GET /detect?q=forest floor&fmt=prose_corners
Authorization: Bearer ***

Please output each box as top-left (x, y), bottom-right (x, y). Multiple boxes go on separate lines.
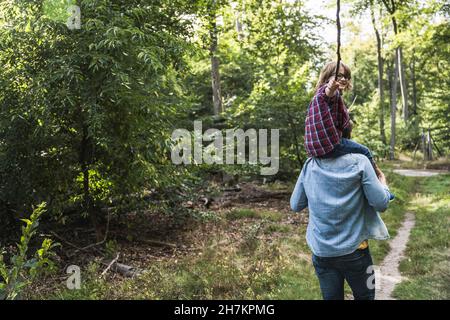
top-left (26, 160), bottom-right (450, 300)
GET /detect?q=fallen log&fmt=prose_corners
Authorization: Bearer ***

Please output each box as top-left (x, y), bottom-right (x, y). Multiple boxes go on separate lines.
top-left (101, 259), bottom-right (142, 278)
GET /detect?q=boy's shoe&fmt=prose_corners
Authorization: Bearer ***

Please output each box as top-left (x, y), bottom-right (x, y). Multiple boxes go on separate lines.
top-left (388, 191), bottom-right (395, 201)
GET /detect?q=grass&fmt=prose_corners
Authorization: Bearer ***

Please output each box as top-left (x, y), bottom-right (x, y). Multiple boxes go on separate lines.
top-left (27, 163), bottom-right (424, 300)
top-left (392, 174), bottom-right (450, 300)
top-left (226, 209), bottom-right (284, 222)
top-left (44, 235), bottom-right (293, 300)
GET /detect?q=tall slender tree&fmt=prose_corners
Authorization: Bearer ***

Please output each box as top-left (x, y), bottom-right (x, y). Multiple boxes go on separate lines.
top-left (387, 55), bottom-right (399, 159)
top-left (370, 1), bottom-right (387, 146)
top-left (209, 0), bottom-right (223, 116)
top-left (381, 0), bottom-right (409, 122)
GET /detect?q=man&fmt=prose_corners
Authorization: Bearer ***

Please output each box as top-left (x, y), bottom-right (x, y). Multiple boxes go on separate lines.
top-left (290, 154), bottom-right (392, 300)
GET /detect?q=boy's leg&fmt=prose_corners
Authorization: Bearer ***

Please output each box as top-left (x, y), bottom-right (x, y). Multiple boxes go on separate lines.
top-left (338, 138), bottom-right (374, 162)
top-left (318, 147), bottom-right (339, 159)
top-left (338, 139), bottom-right (381, 176)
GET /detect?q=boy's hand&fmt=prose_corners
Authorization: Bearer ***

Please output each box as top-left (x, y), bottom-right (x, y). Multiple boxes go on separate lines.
top-left (326, 78), bottom-right (346, 97)
top-left (326, 79), bottom-right (340, 97)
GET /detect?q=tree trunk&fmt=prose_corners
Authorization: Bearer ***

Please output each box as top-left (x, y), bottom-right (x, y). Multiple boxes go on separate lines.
top-left (397, 47), bottom-right (408, 121)
top-left (421, 129), bottom-right (426, 161)
top-left (80, 117), bottom-right (102, 241)
top-left (209, 1), bottom-right (222, 116)
top-left (382, 0), bottom-right (408, 122)
top-left (236, 18), bottom-right (243, 41)
top-left (370, 4), bottom-right (387, 146)
top-left (388, 55), bottom-right (398, 160)
top-left (234, 6), bottom-right (244, 41)
top-left (410, 49), bottom-right (417, 116)
top-left (427, 128), bottom-right (433, 161)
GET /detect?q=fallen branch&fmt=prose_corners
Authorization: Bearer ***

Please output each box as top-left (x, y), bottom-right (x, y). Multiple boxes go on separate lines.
top-left (100, 253), bottom-right (120, 278)
top-left (140, 239), bottom-right (177, 248)
top-left (49, 231), bottom-right (87, 252)
top-left (77, 211), bottom-right (111, 252)
top-left (111, 262), bottom-right (142, 278)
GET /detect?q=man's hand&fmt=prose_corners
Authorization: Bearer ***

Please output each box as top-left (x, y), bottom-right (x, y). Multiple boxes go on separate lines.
top-left (378, 169), bottom-right (387, 186)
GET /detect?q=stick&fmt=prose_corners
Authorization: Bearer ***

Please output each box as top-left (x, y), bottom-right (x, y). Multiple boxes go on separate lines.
top-left (100, 253), bottom-right (120, 278)
top-left (335, 0), bottom-right (341, 80)
top-left (76, 211), bottom-right (111, 252)
top-left (140, 239), bottom-right (177, 248)
top-left (347, 95), bottom-right (358, 112)
top-left (50, 231), bottom-right (86, 252)
top-left (50, 211), bottom-right (111, 256)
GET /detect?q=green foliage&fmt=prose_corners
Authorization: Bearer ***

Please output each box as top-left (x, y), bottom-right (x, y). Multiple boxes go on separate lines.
top-left (185, 0), bottom-right (323, 176)
top-left (0, 0), bottom-right (448, 300)
top-left (0, 0), bottom-right (199, 219)
top-left (352, 96), bottom-right (390, 159)
top-left (43, 0), bottom-right (76, 23)
top-left (0, 203), bottom-right (58, 300)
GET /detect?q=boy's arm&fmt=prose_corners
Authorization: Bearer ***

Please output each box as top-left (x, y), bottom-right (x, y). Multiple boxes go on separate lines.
top-left (316, 84), bottom-right (337, 108)
top-left (312, 86), bottom-right (341, 136)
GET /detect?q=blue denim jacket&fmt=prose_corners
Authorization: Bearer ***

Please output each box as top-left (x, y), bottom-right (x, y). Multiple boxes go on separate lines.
top-left (290, 154), bottom-right (391, 257)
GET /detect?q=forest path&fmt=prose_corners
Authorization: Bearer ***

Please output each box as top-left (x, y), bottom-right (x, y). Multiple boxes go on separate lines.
top-left (392, 169), bottom-right (446, 177)
top-left (376, 168), bottom-right (446, 300)
top-left (376, 212), bottom-right (415, 300)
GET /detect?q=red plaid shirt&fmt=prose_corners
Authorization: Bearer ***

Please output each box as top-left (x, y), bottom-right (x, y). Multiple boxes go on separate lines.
top-left (304, 84), bottom-right (350, 157)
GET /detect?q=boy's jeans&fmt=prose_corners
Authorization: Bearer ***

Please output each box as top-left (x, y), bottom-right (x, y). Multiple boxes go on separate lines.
top-left (312, 247), bottom-right (375, 300)
top-left (321, 138), bottom-right (374, 164)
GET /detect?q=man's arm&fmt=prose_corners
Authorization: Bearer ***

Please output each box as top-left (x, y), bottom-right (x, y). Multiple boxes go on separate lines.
top-left (360, 157), bottom-right (391, 212)
top-left (290, 169), bottom-right (308, 212)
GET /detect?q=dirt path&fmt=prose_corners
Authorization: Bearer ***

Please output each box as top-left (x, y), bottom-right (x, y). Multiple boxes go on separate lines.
top-left (376, 212), bottom-right (416, 300)
top-left (392, 169), bottom-right (446, 177)
top-left (375, 168), bottom-right (446, 300)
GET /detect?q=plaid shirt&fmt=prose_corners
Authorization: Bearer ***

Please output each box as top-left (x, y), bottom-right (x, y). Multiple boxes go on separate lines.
top-left (304, 84), bottom-right (350, 157)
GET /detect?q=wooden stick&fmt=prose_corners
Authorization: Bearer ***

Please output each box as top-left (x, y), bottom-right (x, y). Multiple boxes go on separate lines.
top-left (50, 231), bottom-right (86, 252)
top-left (335, 0), bottom-right (341, 80)
top-left (100, 253), bottom-right (120, 278)
top-left (347, 95), bottom-right (358, 112)
top-left (140, 239), bottom-right (177, 248)
top-left (76, 211), bottom-right (111, 252)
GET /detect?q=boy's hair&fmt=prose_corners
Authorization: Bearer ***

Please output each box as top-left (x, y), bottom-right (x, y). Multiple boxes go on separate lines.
top-left (315, 61), bottom-right (353, 92)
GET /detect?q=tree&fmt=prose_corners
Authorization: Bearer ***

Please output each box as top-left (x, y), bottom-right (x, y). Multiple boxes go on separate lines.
top-left (0, 0), bottom-right (198, 236)
top-left (370, 1), bottom-right (387, 146)
top-left (208, 0), bottom-right (224, 116)
top-left (381, 0), bottom-right (409, 122)
top-left (387, 55), bottom-right (399, 159)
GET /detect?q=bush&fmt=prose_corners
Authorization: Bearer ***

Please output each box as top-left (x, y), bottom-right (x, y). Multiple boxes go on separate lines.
top-left (0, 203), bottom-right (58, 300)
